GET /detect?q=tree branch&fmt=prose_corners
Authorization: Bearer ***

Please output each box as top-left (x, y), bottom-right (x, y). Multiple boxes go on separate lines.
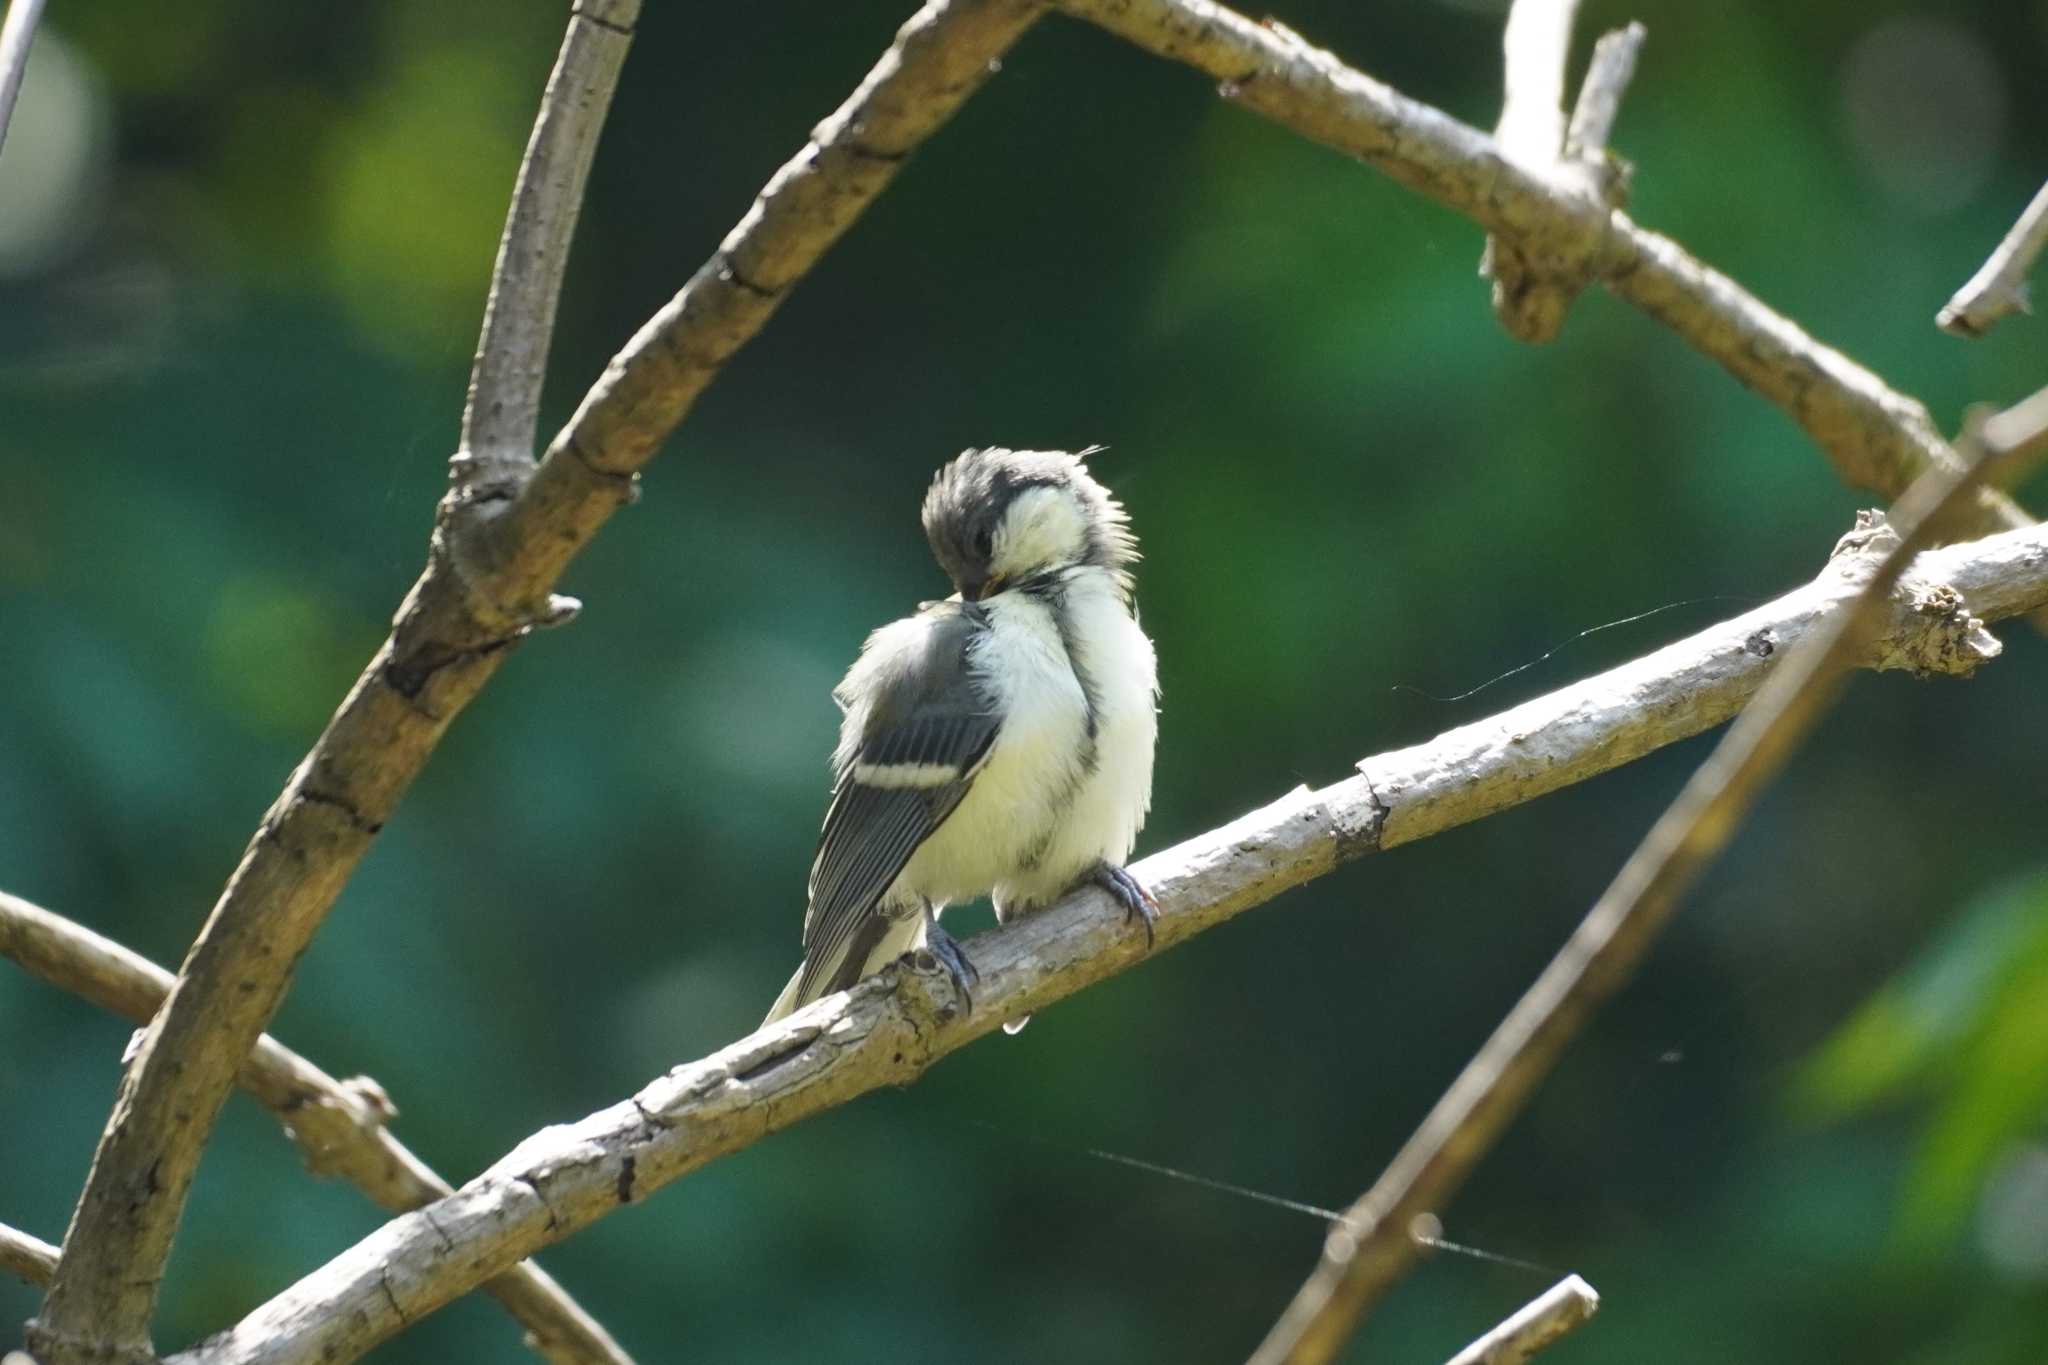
top-left (22, 6), bottom-right (2040, 1358)
top-left (1047, 0), bottom-right (2031, 539)
top-left (1938, 178), bottom-right (2048, 338)
top-left (1246, 388), bottom-right (2048, 1365)
top-left (1, 1222), bottom-right (58, 1290)
top-left (1483, 10), bottom-right (1646, 341)
top-left (1562, 23), bottom-right (1644, 168)
top-left (480, 0), bottom-right (1046, 615)
top-left (1481, 0), bottom-right (1585, 342)
top-left (1495, 0), bottom-right (1578, 162)
top-left (0, 0), bottom-right (47, 156)
top-left (26, 3), bottom-right (1043, 1359)
top-left (0, 892), bottom-right (633, 1365)
top-left (1443, 1275), bottom-right (1599, 1365)
top-left (167, 505), bottom-right (2048, 1364)
top-left (459, 0), bottom-right (638, 486)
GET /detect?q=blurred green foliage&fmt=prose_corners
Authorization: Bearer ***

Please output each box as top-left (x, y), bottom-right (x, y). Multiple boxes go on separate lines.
top-left (1798, 875), bottom-right (2048, 1250)
top-left (2, 1), bottom-right (2046, 1361)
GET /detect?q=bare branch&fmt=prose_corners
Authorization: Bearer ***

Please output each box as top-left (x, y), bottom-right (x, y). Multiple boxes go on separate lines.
top-left (0, 891), bottom-right (634, 1365)
top-left (1488, 15), bottom-right (1646, 342)
top-left (1047, 0), bottom-right (2032, 537)
top-left (1246, 387), bottom-right (2048, 1365)
top-left (1495, 0), bottom-right (1579, 165)
top-left (26, 5), bottom-right (1040, 1359)
top-left (1, 1222), bottom-right (58, 1289)
top-left (169, 507), bottom-right (2048, 1365)
top-left (1563, 24), bottom-right (1644, 163)
top-left (1938, 178), bottom-right (2048, 338)
top-left (0, 0), bottom-right (48, 156)
top-left (1443, 1274), bottom-right (1599, 1365)
top-left (460, 0), bottom-right (638, 484)
top-left (483, 0), bottom-right (1046, 614)
top-left (0, 0), bottom-right (45, 155)
top-left (1480, 0), bottom-right (1585, 342)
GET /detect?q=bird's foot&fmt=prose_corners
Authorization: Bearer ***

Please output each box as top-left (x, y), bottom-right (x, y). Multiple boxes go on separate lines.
top-left (913, 914), bottom-right (978, 1014)
top-left (1092, 862), bottom-right (1160, 948)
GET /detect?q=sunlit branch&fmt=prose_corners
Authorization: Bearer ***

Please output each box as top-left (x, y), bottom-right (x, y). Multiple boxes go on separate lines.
top-left (171, 499), bottom-right (2048, 1365)
top-left (0, 0), bottom-right (47, 156)
top-left (1, 1221), bottom-right (58, 1290)
top-left (460, 0), bottom-right (640, 481)
top-left (1443, 1275), bottom-right (1599, 1365)
top-left (25, 3), bottom-right (1042, 1360)
top-left (1482, 0), bottom-right (1583, 341)
top-left (0, 890), bottom-right (633, 1365)
top-left (1938, 178), bottom-right (2048, 339)
top-left (1246, 385), bottom-right (2048, 1365)
top-left (1563, 23), bottom-right (1643, 165)
top-left (1047, 0), bottom-right (2031, 538)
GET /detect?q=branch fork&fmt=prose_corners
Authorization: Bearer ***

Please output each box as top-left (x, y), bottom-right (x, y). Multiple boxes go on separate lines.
top-left (1248, 391), bottom-right (2043, 1365)
top-left (27, 6), bottom-right (1042, 1359)
top-left (16, 1), bottom-right (2048, 1360)
top-left (161, 490), bottom-right (2048, 1363)
top-left (1481, 4), bottom-right (1646, 342)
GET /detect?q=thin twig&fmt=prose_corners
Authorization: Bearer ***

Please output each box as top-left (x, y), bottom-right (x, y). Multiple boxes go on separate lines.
top-left (27, 5), bottom-right (1043, 1359)
top-left (0, 0), bottom-right (49, 156)
top-left (1443, 1275), bottom-right (1599, 1365)
top-left (1480, 0), bottom-right (1587, 342)
top-left (460, 0), bottom-right (638, 484)
top-left (166, 509), bottom-right (2048, 1365)
top-left (1245, 385), bottom-right (2048, 1365)
top-left (1, 1221), bottom-right (58, 1289)
top-left (1048, 0), bottom-right (2032, 538)
top-left (1563, 24), bottom-right (1644, 162)
top-left (1938, 178), bottom-right (2048, 338)
top-left (0, 891), bottom-right (634, 1365)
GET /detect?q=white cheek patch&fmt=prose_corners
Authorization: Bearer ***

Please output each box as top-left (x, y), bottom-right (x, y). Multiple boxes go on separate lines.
top-left (852, 760), bottom-right (961, 789)
top-left (995, 486), bottom-right (1088, 576)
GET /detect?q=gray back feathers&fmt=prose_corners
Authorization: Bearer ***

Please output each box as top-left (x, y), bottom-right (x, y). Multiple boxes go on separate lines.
top-left (797, 602), bottom-right (998, 1005)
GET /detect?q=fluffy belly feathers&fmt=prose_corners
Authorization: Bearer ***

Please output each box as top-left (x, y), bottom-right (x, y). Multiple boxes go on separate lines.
top-left (892, 575), bottom-right (1156, 914)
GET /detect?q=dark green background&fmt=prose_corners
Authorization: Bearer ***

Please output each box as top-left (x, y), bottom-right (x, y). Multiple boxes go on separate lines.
top-left (3, 1), bottom-right (2046, 1360)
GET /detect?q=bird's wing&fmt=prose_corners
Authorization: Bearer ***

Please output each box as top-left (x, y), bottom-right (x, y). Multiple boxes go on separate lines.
top-left (796, 606), bottom-right (997, 1004)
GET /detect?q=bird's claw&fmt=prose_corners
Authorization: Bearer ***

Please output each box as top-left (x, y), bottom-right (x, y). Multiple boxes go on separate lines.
top-left (1093, 863), bottom-right (1160, 949)
top-left (914, 918), bottom-right (978, 1014)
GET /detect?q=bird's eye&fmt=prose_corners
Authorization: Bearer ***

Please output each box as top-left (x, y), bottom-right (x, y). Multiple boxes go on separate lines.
top-left (973, 527), bottom-right (994, 558)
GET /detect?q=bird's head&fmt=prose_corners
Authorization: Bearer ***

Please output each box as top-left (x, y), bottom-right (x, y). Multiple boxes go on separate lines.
top-left (921, 447), bottom-right (1137, 602)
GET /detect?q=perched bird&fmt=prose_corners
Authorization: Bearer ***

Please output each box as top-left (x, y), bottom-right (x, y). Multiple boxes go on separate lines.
top-left (764, 447), bottom-right (1159, 1026)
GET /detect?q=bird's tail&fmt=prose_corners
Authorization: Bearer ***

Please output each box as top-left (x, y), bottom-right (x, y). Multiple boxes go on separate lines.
top-left (762, 965), bottom-right (808, 1026)
top-left (762, 913), bottom-right (922, 1026)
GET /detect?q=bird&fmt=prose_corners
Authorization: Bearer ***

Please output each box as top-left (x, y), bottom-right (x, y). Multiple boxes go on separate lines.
top-left (763, 446), bottom-right (1160, 1027)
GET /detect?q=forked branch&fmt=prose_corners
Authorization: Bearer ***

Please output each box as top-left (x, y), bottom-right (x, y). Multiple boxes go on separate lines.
top-left (1048, 0), bottom-right (2031, 539)
top-left (22, 3), bottom-right (2045, 1360)
top-left (27, 3), bottom-right (1042, 1359)
top-left (460, 0), bottom-right (641, 483)
top-left (0, 890), bottom-right (633, 1365)
top-left (1485, 10), bottom-right (1647, 338)
top-left (173, 500), bottom-right (2048, 1364)
top-left (1247, 385), bottom-right (2048, 1365)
